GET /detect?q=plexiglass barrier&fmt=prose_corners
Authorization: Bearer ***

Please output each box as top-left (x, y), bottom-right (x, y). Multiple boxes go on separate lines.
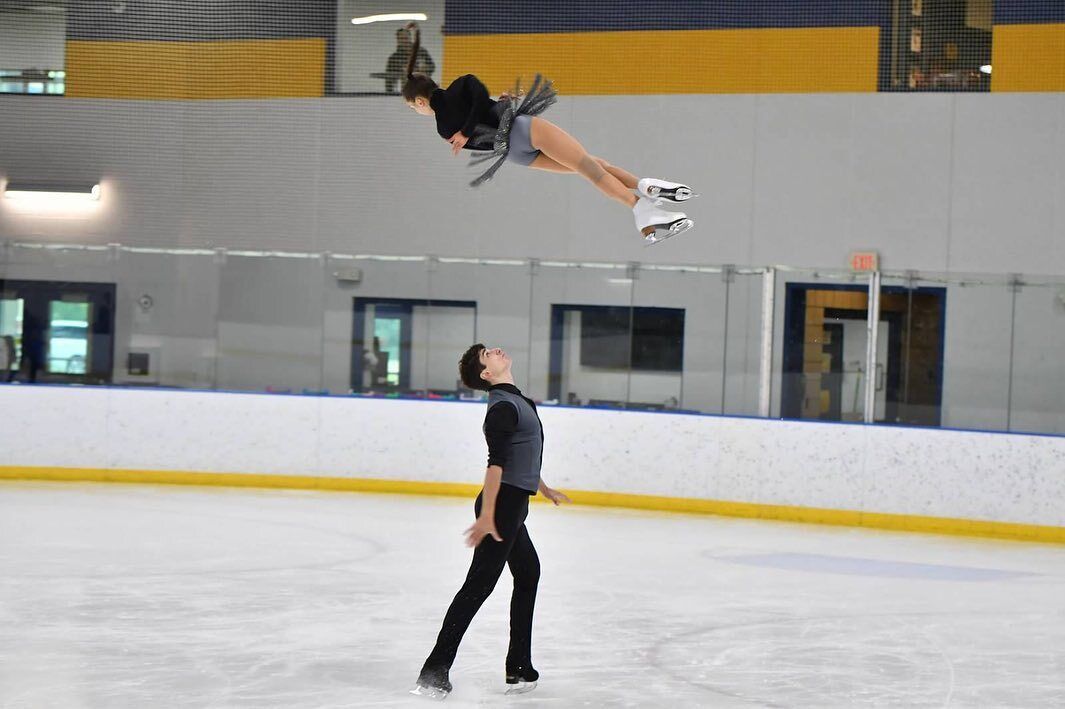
top-left (2, 242), bottom-right (1063, 436)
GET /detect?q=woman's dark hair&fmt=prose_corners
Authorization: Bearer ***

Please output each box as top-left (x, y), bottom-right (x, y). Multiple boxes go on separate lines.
top-left (459, 343), bottom-right (489, 391)
top-left (401, 25), bottom-right (438, 101)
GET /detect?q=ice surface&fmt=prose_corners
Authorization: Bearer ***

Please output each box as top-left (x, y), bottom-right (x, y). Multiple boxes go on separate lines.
top-left (1, 482), bottom-right (1063, 707)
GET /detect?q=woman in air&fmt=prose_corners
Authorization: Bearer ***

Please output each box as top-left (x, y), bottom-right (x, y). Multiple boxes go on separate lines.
top-left (400, 24), bottom-right (696, 244)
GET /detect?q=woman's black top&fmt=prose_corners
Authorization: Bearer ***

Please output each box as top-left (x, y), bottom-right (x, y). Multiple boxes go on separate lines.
top-left (429, 74), bottom-right (501, 151)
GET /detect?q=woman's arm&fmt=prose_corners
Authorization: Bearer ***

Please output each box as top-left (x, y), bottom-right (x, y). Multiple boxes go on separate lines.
top-left (458, 74), bottom-right (494, 138)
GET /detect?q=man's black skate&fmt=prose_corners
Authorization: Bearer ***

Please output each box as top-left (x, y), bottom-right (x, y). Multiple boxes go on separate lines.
top-left (410, 668), bottom-right (452, 700)
top-left (504, 665), bottom-right (539, 695)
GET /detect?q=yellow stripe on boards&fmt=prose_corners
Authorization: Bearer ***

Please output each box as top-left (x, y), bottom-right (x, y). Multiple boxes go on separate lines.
top-left (2, 466), bottom-right (1063, 544)
top-left (65, 38), bottom-right (326, 99)
top-left (443, 27), bottom-right (880, 95)
top-left (992, 23), bottom-right (1065, 91)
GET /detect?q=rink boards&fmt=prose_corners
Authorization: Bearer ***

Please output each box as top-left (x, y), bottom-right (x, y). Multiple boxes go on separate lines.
top-left (2, 385), bottom-right (1063, 543)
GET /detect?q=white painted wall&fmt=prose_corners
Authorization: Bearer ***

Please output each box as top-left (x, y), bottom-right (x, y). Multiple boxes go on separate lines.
top-left (0, 9), bottom-right (65, 71)
top-left (2, 385), bottom-right (1063, 528)
top-left (2, 94), bottom-right (1063, 275)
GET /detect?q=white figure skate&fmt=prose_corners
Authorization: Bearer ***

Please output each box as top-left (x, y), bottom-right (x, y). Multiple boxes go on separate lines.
top-left (633, 196), bottom-right (694, 245)
top-left (410, 671), bottom-right (451, 700)
top-left (637, 177), bottom-right (697, 203)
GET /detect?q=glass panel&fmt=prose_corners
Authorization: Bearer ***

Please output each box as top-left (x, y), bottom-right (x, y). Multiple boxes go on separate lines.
top-left (531, 262), bottom-right (633, 410)
top-left (0, 297), bottom-right (23, 381)
top-left (2, 244), bottom-right (116, 384)
top-left (723, 271), bottom-right (765, 417)
top-left (877, 274), bottom-right (949, 427)
top-left (631, 266), bottom-right (724, 414)
top-left (373, 316), bottom-right (402, 388)
top-left (776, 268), bottom-right (871, 423)
top-left (216, 254), bottom-right (326, 394)
top-left (112, 250), bottom-right (221, 390)
top-left (428, 260), bottom-right (531, 398)
top-left (885, 0), bottom-right (991, 91)
top-left (335, 257), bottom-right (430, 396)
top-left (47, 299), bottom-right (90, 375)
top-left (1007, 278), bottom-right (1065, 435)
top-left (937, 279), bottom-right (1013, 432)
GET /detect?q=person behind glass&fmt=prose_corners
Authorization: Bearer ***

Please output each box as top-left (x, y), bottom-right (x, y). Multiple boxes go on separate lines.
top-left (411, 344), bottom-right (571, 700)
top-left (370, 336), bottom-right (389, 387)
top-left (385, 23), bottom-right (434, 94)
top-left (0, 335), bottom-right (15, 382)
top-left (399, 23), bottom-right (696, 244)
top-left (18, 313), bottom-right (45, 383)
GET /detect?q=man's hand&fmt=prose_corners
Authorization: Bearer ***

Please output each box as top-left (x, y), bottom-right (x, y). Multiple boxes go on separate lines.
top-left (541, 486), bottom-right (571, 506)
top-left (464, 515), bottom-right (502, 547)
top-left (449, 131), bottom-right (469, 156)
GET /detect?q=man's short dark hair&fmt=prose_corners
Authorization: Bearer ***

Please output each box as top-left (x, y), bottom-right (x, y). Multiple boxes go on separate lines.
top-left (459, 343), bottom-right (489, 391)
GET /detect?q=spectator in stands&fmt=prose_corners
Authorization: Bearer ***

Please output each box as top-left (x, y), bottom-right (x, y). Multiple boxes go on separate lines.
top-left (385, 24), bottom-right (434, 94)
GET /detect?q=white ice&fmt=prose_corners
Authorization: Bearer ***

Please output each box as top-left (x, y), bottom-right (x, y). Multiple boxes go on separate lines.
top-left (1, 482), bottom-right (1064, 708)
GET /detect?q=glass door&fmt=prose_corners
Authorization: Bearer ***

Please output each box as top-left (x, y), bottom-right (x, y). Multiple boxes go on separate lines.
top-left (48, 298), bottom-right (92, 375)
top-left (0, 280), bottom-right (114, 384)
top-left (0, 296), bottom-right (23, 382)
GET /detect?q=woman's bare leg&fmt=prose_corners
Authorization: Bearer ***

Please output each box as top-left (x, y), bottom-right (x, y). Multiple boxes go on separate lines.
top-left (531, 152), bottom-right (639, 191)
top-left (528, 117), bottom-right (637, 208)
top-left (529, 154), bottom-right (572, 174)
top-left (595, 158), bottom-right (638, 190)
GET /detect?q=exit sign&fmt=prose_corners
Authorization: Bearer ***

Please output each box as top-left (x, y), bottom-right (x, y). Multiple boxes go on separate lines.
top-left (849, 251), bottom-right (879, 272)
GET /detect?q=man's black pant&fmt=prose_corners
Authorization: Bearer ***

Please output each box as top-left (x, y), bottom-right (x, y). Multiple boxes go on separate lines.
top-left (421, 482), bottom-right (540, 676)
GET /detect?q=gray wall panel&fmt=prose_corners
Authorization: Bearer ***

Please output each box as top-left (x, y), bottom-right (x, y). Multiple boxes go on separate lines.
top-left (3, 93), bottom-right (1063, 275)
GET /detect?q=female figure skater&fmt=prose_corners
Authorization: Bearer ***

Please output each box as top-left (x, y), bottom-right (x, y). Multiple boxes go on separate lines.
top-left (400, 24), bottom-right (695, 244)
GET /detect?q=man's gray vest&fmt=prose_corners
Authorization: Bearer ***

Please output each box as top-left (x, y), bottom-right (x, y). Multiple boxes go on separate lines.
top-left (485, 388), bottom-right (543, 493)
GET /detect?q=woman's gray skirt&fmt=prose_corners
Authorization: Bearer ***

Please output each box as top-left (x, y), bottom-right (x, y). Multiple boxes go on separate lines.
top-left (467, 75), bottom-right (557, 187)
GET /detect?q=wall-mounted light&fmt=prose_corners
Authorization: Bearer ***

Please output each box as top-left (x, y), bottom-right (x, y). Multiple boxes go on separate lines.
top-left (980, 64), bottom-right (992, 74)
top-left (2, 180), bottom-right (102, 215)
top-left (351, 12), bottom-right (427, 25)
top-left (4, 181), bottom-right (100, 200)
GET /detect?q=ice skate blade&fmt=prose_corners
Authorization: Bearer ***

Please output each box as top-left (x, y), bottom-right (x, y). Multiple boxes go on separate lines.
top-left (504, 680), bottom-right (537, 695)
top-left (644, 218), bottom-right (694, 245)
top-left (410, 683), bottom-right (450, 700)
top-left (647, 185), bottom-right (697, 202)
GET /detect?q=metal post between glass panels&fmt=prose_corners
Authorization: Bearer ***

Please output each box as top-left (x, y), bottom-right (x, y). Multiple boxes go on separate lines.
top-left (863, 271), bottom-right (882, 424)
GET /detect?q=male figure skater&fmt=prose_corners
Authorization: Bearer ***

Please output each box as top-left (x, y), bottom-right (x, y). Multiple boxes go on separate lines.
top-left (412, 344), bottom-right (570, 699)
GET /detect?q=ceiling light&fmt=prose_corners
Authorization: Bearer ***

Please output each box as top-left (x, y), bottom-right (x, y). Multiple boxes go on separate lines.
top-left (351, 12), bottom-right (427, 25)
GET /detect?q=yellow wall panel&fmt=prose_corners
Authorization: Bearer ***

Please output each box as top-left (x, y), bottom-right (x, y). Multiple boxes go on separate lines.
top-left (992, 24), bottom-right (1065, 91)
top-left (444, 27), bottom-right (879, 95)
top-left (66, 38), bottom-right (325, 99)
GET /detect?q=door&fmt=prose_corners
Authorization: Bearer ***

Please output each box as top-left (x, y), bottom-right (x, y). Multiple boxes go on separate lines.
top-left (783, 283), bottom-right (944, 425)
top-left (0, 280), bottom-right (114, 384)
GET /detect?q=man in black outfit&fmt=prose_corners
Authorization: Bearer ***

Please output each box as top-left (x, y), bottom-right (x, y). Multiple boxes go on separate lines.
top-left (412, 344), bottom-right (570, 700)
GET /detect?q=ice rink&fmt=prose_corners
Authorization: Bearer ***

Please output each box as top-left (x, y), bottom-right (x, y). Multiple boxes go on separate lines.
top-left (2, 481), bottom-right (1064, 708)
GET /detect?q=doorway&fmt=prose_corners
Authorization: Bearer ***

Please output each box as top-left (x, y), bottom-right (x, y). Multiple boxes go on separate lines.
top-left (351, 298), bottom-right (476, 394)
top-left (782, 284), bottom-right (945, 425)
top-left (0, 279), bottom-right (115, 384)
